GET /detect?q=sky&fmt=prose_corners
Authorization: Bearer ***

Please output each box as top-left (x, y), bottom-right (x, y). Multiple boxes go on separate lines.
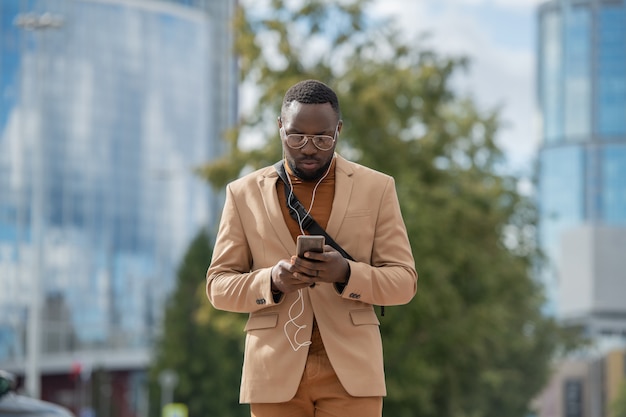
top-left (370, 0), bottom-right (545, 176)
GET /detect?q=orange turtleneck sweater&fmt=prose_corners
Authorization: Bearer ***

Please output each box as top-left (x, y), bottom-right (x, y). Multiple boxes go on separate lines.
top-left (276, 157), bottom-right (336, 354)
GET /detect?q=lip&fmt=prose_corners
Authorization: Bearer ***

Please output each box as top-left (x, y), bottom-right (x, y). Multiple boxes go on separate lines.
top-left (298, 159), bottom-right (320, 171)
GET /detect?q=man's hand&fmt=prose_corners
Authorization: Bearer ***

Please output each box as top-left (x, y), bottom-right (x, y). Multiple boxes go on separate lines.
top-left (291, 245), bottom-right (350, 285)
top-left (270, 259), bottom-right (313, 294)
top-left (271, 246), bottom-right (350, 294)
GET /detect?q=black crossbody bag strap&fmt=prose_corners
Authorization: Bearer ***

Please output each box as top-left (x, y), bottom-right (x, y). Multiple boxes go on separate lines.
top-left (274, 161), bottom-right (385, 316)
top-left (274, 161), bottom-right (354, 261)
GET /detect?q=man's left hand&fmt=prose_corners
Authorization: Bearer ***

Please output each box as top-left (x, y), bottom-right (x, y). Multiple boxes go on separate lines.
top-left (291, 245), bottom-right (349, 285)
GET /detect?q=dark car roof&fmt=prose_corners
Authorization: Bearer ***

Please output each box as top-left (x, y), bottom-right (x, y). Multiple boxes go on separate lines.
top-left (0, 393), bottom-right (74, 417)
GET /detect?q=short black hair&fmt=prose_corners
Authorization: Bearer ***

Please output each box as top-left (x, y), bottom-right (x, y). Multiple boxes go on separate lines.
top-left (281, 79), bottom-right (340, 118)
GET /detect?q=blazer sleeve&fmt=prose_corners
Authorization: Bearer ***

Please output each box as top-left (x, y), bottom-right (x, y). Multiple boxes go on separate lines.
top-left (339, 176), bottom-right (417, 306)
top-left (206, 183), bottom-right (278, 313)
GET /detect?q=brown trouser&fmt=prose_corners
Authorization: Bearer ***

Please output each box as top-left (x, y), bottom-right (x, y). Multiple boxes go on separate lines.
top-left (250, 346), bottom-right (383, 417)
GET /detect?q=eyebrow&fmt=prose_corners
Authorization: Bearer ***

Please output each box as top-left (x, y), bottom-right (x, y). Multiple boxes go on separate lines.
top-left (286, 128), bottom-right (332, 135)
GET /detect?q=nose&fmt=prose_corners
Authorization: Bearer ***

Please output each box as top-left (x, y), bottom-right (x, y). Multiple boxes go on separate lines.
top-left (300, 137), bottom-right (318, 154)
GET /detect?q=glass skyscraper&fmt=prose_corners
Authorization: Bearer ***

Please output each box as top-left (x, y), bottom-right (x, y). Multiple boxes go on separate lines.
top-left (537, 0), bottom-right (626, 336)
top-left (0, 0), bottom-right (236, 412)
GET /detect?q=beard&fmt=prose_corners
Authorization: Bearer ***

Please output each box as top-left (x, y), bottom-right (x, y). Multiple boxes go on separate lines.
top-left (287, 157), bottom-right (333, 181)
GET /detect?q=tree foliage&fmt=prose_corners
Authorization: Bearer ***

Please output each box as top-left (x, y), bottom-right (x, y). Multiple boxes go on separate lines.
top-left (148, 230), bottom-right (248, 417)
top-left (177, 1), bottom-right (583, 416)
top-left (614, 382), bottom-right (626, 417)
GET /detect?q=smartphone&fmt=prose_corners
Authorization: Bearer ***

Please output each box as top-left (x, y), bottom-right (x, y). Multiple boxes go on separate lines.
top-left (296, 235), bottom-right (325, 258)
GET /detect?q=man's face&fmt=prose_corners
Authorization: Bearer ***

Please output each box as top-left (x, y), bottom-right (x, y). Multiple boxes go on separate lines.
top-left (279, 101), bottom-right (341, 181)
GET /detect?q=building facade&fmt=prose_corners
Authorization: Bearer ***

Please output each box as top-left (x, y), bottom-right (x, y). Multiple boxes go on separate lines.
top-left (537, 0), bottom-right (626, 336)
top-left (533, 349), bottom-right (626, 417)
top-left (0, 0), bottom-right (237, 414)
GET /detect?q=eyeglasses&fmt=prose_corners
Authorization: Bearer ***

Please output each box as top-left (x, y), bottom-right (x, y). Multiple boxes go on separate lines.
top-left (280, 125), bottom-right (338, 151)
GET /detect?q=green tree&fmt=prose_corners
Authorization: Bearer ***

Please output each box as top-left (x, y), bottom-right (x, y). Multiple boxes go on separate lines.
top-left (148, 229), bottom-right (248, 417)
top-left (614, 381), bottom-right (626, 417)
top-left (195, 1), bottom-right (582, 416)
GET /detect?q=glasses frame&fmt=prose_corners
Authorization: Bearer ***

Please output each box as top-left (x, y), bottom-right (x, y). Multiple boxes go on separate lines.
top-left (280, 124), bottom-right (339, 151)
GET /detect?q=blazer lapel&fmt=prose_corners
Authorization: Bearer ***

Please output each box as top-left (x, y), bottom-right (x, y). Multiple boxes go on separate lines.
top-left (326, 155), bottom-right (354, 239)
top-left (258, 167), bottom-right (296, 254)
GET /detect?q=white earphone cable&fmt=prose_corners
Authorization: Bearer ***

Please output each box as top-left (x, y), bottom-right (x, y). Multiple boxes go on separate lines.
top-left (283, 289), bottom-right (312, 351)
top-left (283, 155), bottom-right (334, 351)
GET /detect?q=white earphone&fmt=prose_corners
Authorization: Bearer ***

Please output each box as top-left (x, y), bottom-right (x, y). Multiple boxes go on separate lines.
top-left (282, 154), bottom-right (334, 351)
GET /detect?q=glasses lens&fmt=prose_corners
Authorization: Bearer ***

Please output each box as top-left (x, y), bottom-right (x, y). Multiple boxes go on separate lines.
top-left (286, 134), bottom-right (306, 149)
top-left (312, 136), bottom-right (334, 150)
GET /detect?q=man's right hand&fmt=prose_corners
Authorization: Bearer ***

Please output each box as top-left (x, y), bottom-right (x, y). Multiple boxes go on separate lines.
top-left (271, 258), bottom-right (317, 294)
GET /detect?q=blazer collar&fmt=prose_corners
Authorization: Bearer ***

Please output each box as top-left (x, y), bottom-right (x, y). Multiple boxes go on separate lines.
top-left (326, 155), bottom-right (354, 239)
top-left (257, 166), bottom-right (295, 254)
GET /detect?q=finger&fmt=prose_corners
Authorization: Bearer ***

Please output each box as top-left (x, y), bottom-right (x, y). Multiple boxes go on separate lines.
top-left (301, 251), bottom-right (324, 261)
top-left (293, 271), bottom-right (316, 281)
top-left (289, 280), bottom-right (311, 291)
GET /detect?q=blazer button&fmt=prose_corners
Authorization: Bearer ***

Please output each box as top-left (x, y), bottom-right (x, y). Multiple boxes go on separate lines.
top-left (349, 293), bottom-right (361, 299)
top-left (256, 298), bottom-right (266, 305)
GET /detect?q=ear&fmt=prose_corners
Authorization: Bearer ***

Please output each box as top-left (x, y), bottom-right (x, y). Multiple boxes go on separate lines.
top-left (277, 117), bottom-right (283, 129)
top-left (337, 120), bottom-right (343, 135)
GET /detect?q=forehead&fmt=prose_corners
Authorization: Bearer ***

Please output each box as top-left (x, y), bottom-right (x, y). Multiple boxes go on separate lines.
top-left (282, 102), bottom-right (337, 132)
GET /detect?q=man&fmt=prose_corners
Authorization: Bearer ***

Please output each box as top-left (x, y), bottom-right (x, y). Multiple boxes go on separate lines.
top-left (206, 79), bottom-right (417, 417)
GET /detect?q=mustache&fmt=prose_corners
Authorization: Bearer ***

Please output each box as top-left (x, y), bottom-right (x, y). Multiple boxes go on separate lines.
top-left (297, 157), bottom-right (320, 163)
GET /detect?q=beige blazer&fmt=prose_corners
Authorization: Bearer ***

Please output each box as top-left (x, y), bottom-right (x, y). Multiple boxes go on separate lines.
top-left (206, 155), bottom-right (417, 404)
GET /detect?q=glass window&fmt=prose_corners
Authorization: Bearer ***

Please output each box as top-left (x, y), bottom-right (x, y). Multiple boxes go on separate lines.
top-left (596, 5), bottom-right (626, 136)
top-left (537, 145), bottom-right (585, 315)
top-left (601, 145), bottom-right (626, 224)
top-left (564, 7), bottom-right (591, 140)
top-left (539, 146), bottom-right (586, 252)
top-left (540, 10), bottom-right (564, 144)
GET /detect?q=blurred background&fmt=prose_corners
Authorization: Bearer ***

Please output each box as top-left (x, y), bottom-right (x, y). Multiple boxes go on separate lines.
top-left (0, 1), bottom-right (625, 417)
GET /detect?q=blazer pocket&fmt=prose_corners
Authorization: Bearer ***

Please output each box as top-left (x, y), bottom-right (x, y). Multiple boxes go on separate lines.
top-left (345, 209), bottom-right (371, 218)
top-left (244, 313), bottom-right (279, 331)
top-left (349, 309), bottom-right (380, 326)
